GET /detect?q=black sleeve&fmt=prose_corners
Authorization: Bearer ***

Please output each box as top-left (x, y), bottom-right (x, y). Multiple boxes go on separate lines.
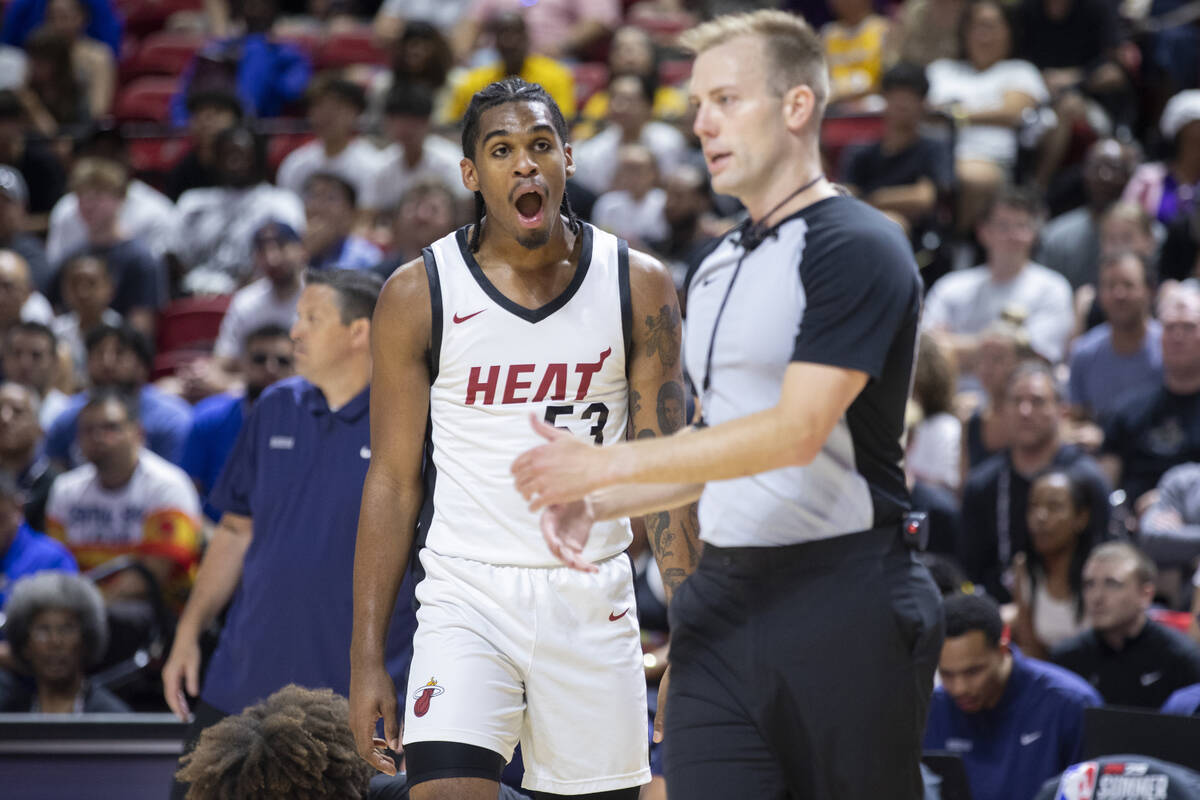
top-left (1071, 456), bottom-right (1113, 538)
top-left (839, 144), bottom-right (870, 188)
top-left (790, 221), bottom-right (921, 380)
top-left (923, 138), bottom-right (955, 194)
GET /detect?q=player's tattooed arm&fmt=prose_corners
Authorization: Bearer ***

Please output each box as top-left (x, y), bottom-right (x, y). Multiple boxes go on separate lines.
top-left (625, 251), bottom-right (701, 601)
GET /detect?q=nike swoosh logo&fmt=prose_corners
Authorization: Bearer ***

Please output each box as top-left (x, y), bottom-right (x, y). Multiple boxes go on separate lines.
top-left (609, 609), bottom-right (629, 621)
top-left (453, 309), bottom-right (485, 324)
top-left (1140, 671), bottom-right (1162, 686)
top-left (1019, 732), bottom-right (1042, 746)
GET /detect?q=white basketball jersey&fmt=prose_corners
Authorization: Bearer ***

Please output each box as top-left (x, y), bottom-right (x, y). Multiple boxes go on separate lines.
top-left (418, 223), bottom-right (633, 567)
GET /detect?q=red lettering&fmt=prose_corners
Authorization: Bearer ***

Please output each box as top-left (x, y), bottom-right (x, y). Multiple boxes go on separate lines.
top-left (574, 347), bottom-right (612, 400)
top-left (466, 365), bottom-right (500, 405)
top-left (502, 364), bottom-right (537, 404)
top-left (532, 363), bottom-right (568, 402)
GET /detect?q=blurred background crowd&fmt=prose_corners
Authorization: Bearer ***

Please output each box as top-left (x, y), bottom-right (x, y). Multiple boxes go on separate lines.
top-left (1, 0), bottom-right (1200, 796)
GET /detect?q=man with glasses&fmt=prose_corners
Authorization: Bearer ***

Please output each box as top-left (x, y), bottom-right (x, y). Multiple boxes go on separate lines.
top-left (181, 324), bottom-right (294, 522)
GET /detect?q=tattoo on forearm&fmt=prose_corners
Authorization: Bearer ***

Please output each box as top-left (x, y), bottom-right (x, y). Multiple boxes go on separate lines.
top-left (657, 381), bottom-right (685, 434)
top-left (629, 389), bottom-right (642, 421)
top-left (644, 305), bottom-right (681, 371)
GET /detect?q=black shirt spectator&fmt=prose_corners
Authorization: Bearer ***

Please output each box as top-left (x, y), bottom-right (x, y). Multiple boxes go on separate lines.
top-left (1015, 0), bottom-right (1119, 74)
top-left (63, 239), bottom-right (166, 318)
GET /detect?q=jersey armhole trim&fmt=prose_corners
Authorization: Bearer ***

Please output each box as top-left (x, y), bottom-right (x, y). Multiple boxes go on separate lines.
top-left (422, 246), bottom-right (443, 382)
top-left (618, 237), bottom-right (632, 363)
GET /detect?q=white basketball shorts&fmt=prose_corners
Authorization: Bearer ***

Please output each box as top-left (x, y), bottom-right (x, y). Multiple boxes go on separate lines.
top-left (402, 548), bottom-right (651, 794)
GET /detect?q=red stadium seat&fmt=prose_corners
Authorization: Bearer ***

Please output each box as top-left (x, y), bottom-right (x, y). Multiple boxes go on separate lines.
top-left (127, 135), bottom-right (191, 175)
top-left (156, 294), bottom-right (232, 356)
top-left (119, 0), bottom-right (204, 37)
top-left (820, 113), bottom-right (886, 174)
top-left (114, 76), bottom-right (179, 122)
top-left (316, 29), bottom-right (389, 69)
top-left (277, 31), bottom-right (321, 60)
top-left (135, 30), bottom-right (205, 76)
top-left (573, 62), bottom-right (609, 108)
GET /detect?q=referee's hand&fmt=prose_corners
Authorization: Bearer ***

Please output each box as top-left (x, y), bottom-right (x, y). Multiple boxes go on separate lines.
top-left (653, 666), bottom-right (671, 744)
top-left (512, 414), bottom-right (607, 510)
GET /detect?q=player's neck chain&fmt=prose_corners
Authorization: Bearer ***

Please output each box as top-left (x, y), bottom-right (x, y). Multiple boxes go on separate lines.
top-left (736, 173), bottom-right (825, 252)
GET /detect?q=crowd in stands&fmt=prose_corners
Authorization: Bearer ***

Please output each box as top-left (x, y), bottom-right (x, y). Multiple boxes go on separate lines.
top-left (0, 0), bottom-right (1198, 797)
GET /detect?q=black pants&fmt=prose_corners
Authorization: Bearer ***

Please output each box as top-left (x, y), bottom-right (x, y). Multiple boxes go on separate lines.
top-left (169, 699), bottom-right (229, 800)
top-left (663, 526), bottom-right (944, 800)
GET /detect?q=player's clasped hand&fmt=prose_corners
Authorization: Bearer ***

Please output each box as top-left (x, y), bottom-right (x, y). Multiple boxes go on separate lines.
top-left (349, 666), bottom-right (402, 776)
top-left (512, 413), bottom-right (609, 511)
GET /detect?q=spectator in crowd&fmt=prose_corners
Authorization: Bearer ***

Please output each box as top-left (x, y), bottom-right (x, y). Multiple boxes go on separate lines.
top-left (908, 332), bottom-right (962, 493)
top-left (0, 90), bottom-right (66, 228)
top-left (1069, 251), bottom-right (1161, 428)
top-left (0, 0), bottom-right (120, 54)
top-left (169, 0), bottom-right (311, 126)
top-left (371, 178), bottom-right (459, 278)
top-left (962, 362), bottom-right (1111, 601)
top-left (0, 166), bottom-right (51, 293)
top-left (2, 322), bottom-right (70, 428)
top-left (0, 571), bottom-right (127, 712)
top-left (213, 220), bottom-right (305, 368)
top-left (173, 124), bottom-right (305, 294)
top-left (923, 188), bottom-right (1074, 366)
top-left (1037, 139), bottom-right (1141, 290)
top-left (0, 249), bottom-right (55, 328)
top-left (592, 143), bottom-right (669, 247)
top-left (1011, 467), bottom-right (1104, 658)
top-left (55, 158), bottom-right (167, 338)
top-left (45, 390), bottom-right (201, 610)
top-left (646, 163), bottom-right (721, 294)
top-left (962, 321), bottom-right (1032, 471)
top-left (182, 324), bottom-right (293, 522)
top-left (926, 0), bottom-right (1049, 229)
top-left (373, 0), bottom-right (471, 42)
top-left (165, 91), bottom-right (243, 202)
top-left (1014, 0), bottom-right (1129, 190)
top-left (44, 0), bottom-right (115, 120)
top-left (924, 592), bottom-right (1101, 800)
top-left (0, 382), bottom-right (61, 532)
top-left (365, 21), bottom-right (454, 134)
top-left (841, 62), bottom-right (953, 237)
top-left (302, 172), bottom-right (382, 271)
top-left (1140, 462), bottom-right (1200, 570)
top-left (0, 470), bottom-right (75, 610)
top-left (1124, 90), bottom-right (1200, 227)
top-left (1052, 542), bottom-right (1200, 708)
top-left (821, 0), bottom-right (890, 106)
top-left (452, 0), bottom-right (619, 63)
top-left (572, 73), bottom-right (690, 197)
top-left (276, 77), bottom-right (382, 201)
top-left (887, 0), bottom-right (965, 67)
top-left (51, 253), bottom-right (120, 388)
top-left (161, 271), bottom-right (416, 800)
top-left (46, 134), bottom-right (176, 267)
top-left (20, 30), bottom-right (91, 137)
top-left (1101, 283), bottom-right (1200, 509)
top-left (364, 83), bottom-right (467, 214)
top-left (443, 11), bottom-right (575, 124)
top-left (575, 25), bottom-right (688, 137)
top-left (44, 324), bottom-right (193, 469)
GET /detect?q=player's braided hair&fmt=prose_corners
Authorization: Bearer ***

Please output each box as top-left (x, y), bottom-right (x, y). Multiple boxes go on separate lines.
top-left (460, 77), bottom-right (581, 252)
top-left (176, 685), bottom-right (372, 800)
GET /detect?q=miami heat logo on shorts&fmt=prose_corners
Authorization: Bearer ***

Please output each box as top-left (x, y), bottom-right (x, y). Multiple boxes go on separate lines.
top-left (412, 677), bottom-right (445, 717)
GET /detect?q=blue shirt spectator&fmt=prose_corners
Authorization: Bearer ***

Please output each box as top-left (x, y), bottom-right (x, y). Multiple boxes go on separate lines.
top-left (0, 523), bottom-right (77, 612)
top-left (0, 0), bottom-right (121, 55)
top-left (45, 384), bottom-right (192, 468)
top-left (925, 593), bottom-right (1102, 800)
top-left (170, 35), bottom-right (311, 126)
top-left (310, 235), bottom-right (384, 271)
top-left (1069, 320), bottom-right (1163, 423)
top-left (1162, 682), bottom-right (1200, 715)
top-left (179, 393), bottom-right (245, 523)
top-left (200, 376), bottom-right (415, 715)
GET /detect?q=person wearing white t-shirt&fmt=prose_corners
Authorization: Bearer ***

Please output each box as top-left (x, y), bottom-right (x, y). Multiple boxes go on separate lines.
top-left (923, 187), bottom-right (1073, 366)
top-left (275, 77), bottom-right (384, 201)
top-left (592, 143), bottom-right (669, 246)
top-left (45, 390), bottom-right (201, 610)
top-left (47, 177), bottom-right (174, 265)
top-left (213, 220), bottom-right (306, 367)
top-left (363, 83), bottom-right (468, 212)
top-left (926, 0), bottom-right (1048, 228)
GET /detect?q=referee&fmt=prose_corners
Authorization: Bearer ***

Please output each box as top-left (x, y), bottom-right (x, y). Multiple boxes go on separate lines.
top-left (512, 10), bottom-right (943, 800)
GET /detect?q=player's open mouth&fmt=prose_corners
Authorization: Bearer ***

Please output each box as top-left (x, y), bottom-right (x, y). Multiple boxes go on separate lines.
top-left (706, 152), bottom-right (731, 172)
top-left (515, 191), bottom-right (545, 228)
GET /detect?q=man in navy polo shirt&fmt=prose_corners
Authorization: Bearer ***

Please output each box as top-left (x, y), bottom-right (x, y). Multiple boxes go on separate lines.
top-left (179, 323), bottom-right (294, 521)
top-left (925, 593), bottom-right (1102, 800)
top-left (162, 269), bottom-right (416, 800)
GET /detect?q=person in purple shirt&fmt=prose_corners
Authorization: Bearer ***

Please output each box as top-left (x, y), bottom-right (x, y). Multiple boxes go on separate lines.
top-left (1069, 251), bottom-right (1162, 425)
top-left (0, 472), bottom-right (77, 615)
top-left (925, 592), bottom-right (1102, 800)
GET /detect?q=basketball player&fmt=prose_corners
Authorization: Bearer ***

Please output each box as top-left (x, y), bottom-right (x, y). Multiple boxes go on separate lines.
top-left (348, 78), bottom-right (697, 800)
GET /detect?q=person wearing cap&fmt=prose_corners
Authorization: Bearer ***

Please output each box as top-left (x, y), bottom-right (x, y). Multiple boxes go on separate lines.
top-left (363, 82), bottom-right (468, 213)
top-left (0, 165), bottom-right (50, 294)
top-left (1123, 89), bottom-right (1200, 226)
top-left (213, 219), bottom-right (306, 369)
top-left (276, 76), bottom-right (384, 201)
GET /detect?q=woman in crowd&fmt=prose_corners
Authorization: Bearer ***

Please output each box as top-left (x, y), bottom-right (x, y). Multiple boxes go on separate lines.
top-left (909, 331), bottom-right (963, 493)
top-left (1123, 89), bottom-right (1200, 227)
